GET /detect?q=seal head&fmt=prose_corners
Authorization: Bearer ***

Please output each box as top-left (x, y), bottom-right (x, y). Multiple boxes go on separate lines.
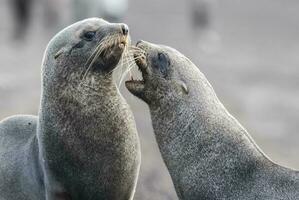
top-left (44, 18), bottom-right (130, 95)
top-left (125, 40), bottom-right (193, 107)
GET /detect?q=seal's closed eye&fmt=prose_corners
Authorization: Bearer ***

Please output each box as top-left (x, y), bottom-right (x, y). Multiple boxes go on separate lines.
top-left (83, 31), bottom-right (96, 41)
top-left (154, 52), bottom-right (169, 77)
top-left (158, 52), bottom-right (167, 62)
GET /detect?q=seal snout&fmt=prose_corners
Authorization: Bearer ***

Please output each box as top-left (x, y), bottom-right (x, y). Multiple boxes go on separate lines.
top-left (81, 21), bottom-right (131, 76)
top-left (134, 53), bottom-right (147, 71)
top-left (121, 24), bottom-right (129, 35)
top-left (116, 24), bottom-right (129, 50)
top-left (135, 41), bottom-right (148, 67)
top-left (136, 40), bottom-right (143, 46)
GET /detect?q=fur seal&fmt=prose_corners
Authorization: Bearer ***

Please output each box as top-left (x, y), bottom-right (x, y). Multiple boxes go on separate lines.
top-left (0, 18), bottom-right (140, 200)
top-left (125, 41), bottom-right (299, 200)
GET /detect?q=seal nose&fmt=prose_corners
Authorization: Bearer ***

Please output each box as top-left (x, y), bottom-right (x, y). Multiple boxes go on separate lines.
top-left (121, 24), bottom-right (129, 35)
top-left (136, 40), bottom-right (144, 46)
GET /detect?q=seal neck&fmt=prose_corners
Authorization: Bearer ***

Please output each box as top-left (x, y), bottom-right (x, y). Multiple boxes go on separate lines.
top-left (36, 76), bottom-right (134, 176)
top-left (149, 84), bottom-right (268, 197)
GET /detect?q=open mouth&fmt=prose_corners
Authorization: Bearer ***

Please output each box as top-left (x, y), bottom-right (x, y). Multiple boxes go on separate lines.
top-left (125, 44), bottom-right (147, 94)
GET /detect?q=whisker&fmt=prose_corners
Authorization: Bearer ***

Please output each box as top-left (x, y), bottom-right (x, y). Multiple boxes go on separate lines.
top-left (128, 47), bottom-right (145, 54)
top-left (118, 55), bottom-right (145, 87)
top-left (120, 55), bottom-right (144, 66)
top-left (118, 51), bottom-right (130, 88)
top-left (81, 34), bottom-right (119, 80)
top-left (128, 45), bottom-right (145, 50)
top-left (79, 33), bottom-right (139, 89)
top-left (127, 49), bottom-right (144, 53)
top-left (105, 41), bottom-right (130, 80)
top-left (84, 33), bottom-right (116, 66)
top-left (84, 38), bottom-right (107, 71)
top-left (120, 60), bottom-right (139, 67)
top-left (115, 42), bottom-right (127, 85)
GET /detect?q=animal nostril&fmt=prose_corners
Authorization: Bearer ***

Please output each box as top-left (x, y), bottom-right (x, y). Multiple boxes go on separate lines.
top-left (121, 24), bottom-right (129, 35)
top-left (136, 40), bottom-right (143, 46)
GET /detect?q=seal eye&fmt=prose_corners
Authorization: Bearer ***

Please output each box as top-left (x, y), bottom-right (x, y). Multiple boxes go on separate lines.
top-left (156, 52), bottom-right (169, 76)
top-left (158, 52), bottom-right (169, 66)
top-left (158, 52), bottom-right (167, 62)
top-left (83, 31), bottom-right (96, 41)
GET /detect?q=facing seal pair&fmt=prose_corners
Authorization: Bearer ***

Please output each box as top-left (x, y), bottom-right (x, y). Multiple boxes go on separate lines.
top-left (126, 40), bottom-right (299, 200)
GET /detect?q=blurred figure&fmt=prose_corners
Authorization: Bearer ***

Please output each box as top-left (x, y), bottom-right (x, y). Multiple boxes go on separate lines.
top-left (189, 0), bottom-right (221, 55)
top-left (10, 0), bottom-right (33, 39)
top-left (43, 0), bottom-right (60, 27)
top-left (191, 0), bottom-right (210, 34)
top-left (42, 0), bottom-right (71, 31)
top-left (101, 0), bottom-right (128, 22)
top-left (72, 0), bottom-right (128, 22)
top-left (40, 0), bottom-right (128, 33)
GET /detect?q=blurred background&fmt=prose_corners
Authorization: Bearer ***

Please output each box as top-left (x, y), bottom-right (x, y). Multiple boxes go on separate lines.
top-left (0, 0), bottom-right (299, 199)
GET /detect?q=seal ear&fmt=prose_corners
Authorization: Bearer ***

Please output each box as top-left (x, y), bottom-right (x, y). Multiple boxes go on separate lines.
top-left (176, 80), bottom-right (189, 95)
top-left (54, 48), bottom-right (65, 59)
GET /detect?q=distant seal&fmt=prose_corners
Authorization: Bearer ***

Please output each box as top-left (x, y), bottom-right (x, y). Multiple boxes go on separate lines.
top-left (126, 40), bottom-right (299, 200)
top-left (0, 18), bottom-right (141, 200)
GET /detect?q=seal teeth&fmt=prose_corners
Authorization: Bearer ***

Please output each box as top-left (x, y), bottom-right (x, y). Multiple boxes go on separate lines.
top-left (119, 43), bottom-right (125, 48)
top-left (125, 80), bottom-right (145, 96)
top-left (129, 75), bottom-right (143, 82)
